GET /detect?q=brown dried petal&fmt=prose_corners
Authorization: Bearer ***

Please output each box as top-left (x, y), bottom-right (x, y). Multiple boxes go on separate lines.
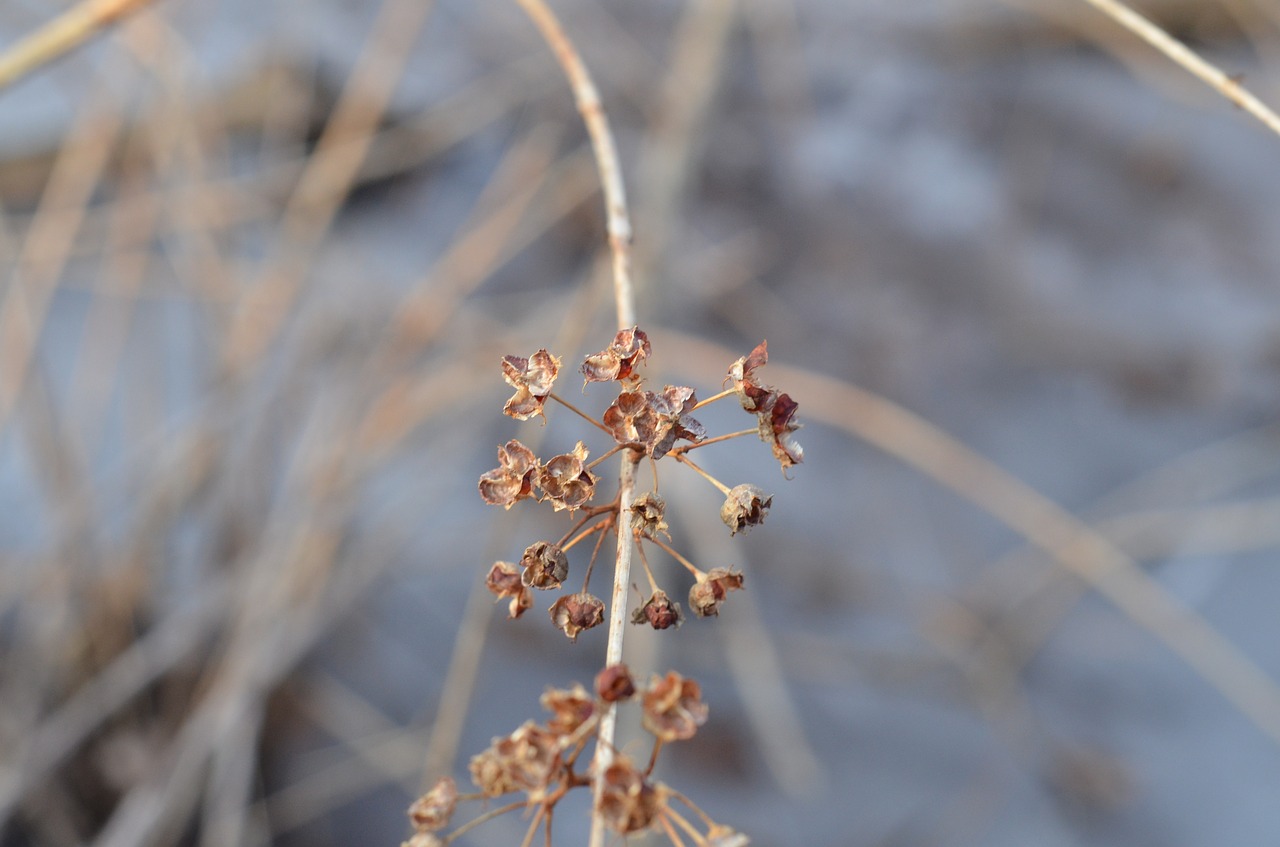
top-left (688, 567), bottom-right (745, 617)
top-left (520, 541), bottom-right (569, 590)
top-left (595, 664), bottom-right (637, 702)
top-left (501, 349), bottom-right (561, 421)
top-left (408, 777), bottom-right (457, 832)
top-left (485, 561), bottom-right (533, 619)
top-left (597, 757), bottom-right (663, 834)
top-left (631, 590), bottom-right (682, 630)
top-left (581, 327), bottom-right (651, 386)
top-left (541, 683), bottom-right (597, 736)
top-left (720, 484), bottom-right (772, 535)
top-left (728, 340), bottom-right (771, 412)
top-left (602, 390), bottom-right (652, 444)
top-left (549, 592), bottom-right (605, 641)
top-left (630, 492), bottom-right (669, 540)
top-left (641, 671), bottom-right (708, 743)
top-left (762, 392), bottom-right (803, 470)
top-left (538, 441), bottom-right (596, 512)
top-left (478, 440), bottom-right (540, 508)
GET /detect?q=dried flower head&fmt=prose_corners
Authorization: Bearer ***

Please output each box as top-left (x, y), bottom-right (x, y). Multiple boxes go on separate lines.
top-left (549, 592), bottom-right (605, 641)
top-left (629, 491), bottom-right (669, 540)
top-left (478, 440), bottom-right (540, 509)
top-left (689, 567), bottom-right (745, 617)
top-left (631, 590), bottom-right (682, 630)
top-left (408, 776), bottom-right (457, 832)
top-left (501, 349), bottom-right (560, 421)
top-left (602, 389), bottom-right (653, 445)
top-left (520, 541), bottom-right (569, 590)
top-left (597, 756), bottom-right (664, 834)
top-left (641, 671), bottom-right (708, 742)
top-left (581, 326), bottom-right (651, 385)
top-left (485, 561), bottom-right (533, 619)
top-left (727, 340), bottom-right (773, 413)
top-left (646, 385), bottom-right (705, 459)
top-left (541, 683), bottom-right (597, 736)
top-left (761, 392), bottom-right (803, 470)
top-left (595, 664), bottom-right (637, 702)
top-left (469, 721), bottom-right (561, 798)
top-left (720, 484), bottom-right (772, 535)
top-left (538, 441), bottom-right (596, 512)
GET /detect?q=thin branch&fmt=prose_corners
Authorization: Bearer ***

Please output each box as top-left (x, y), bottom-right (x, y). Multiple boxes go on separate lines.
top-left (547, 392), bottom-right (612, 435)
top-left (1080, 0), bottom-right (1280, 139)
top-left (672, 454), bottom-right (732, 495)
top-left (672, 428), bottom-right (756, 454)
top-left (0, 0), bottom-right (157, 92)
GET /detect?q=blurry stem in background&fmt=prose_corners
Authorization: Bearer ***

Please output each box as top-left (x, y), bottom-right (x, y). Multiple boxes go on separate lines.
top-left (1080, 0), bottom-right (1280, 139)
top-left (510, 2), bottom-right (638, 846)
top-left (0, 0), bottom-right (158, 92)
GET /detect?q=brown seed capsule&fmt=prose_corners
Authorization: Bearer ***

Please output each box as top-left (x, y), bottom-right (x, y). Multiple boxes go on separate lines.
top-left (597, 756), bottom-right (663, 834)
top-left (478, 440), bottom-right (540, 508)
top-left (469, 721), bottom-right (561, 798)
top-left (520, 541), bottom-right (569, 590)
top-left (720, 484), bottom-right (772, 535)
top-left (485, 561), bottom-right (533, 619)
top-left (727, 340), bottom-right (771, 412)
top-left (501, 349), bottom-right (560, 421)
top-left (595, 664), bottom-right (637, 702)
top-left (581, 326), bottom-right (652, 386)
top-left (688, 567), bottom-right (745, 617)
top-left (641, 671), bottom-right (708, 742)
top-left (538, 441), bottom-right (596, 512)
top-left (629, 492), bottom-right (670, 540)
top-left (549, 592), bottom-right (605, 641)
top-left (760, 392), bottom-right (803, 471)
top-left (646, 385), bottom-right (705, 459)
top-left (602, 389), bottom-right (654, 445)
top-left (631, 590), bottom-right (682, 630)
top-left (540, 683), bottom-right (597, 736)
top-left (407, 776), bottom-right (457, 832)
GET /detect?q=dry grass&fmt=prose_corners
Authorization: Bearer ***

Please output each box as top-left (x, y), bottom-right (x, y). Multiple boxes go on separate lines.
top-left (2, 0), bottom-right (1280, 845)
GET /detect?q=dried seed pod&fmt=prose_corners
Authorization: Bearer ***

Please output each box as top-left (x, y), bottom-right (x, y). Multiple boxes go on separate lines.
top-left (760, 392), bottom-right (803, 470)
top-left (581, 326), bottom-right (651, 385)
top-left (501, 349), bottom-right (560, 421)
top-left (595, 664), bottom-right (637, 702)
top-left (596, 756), bottom-right (663, 834)
top-left (719, 484), bottom-right (772, 535)
top-left (629, 492), bottom-right (669, 540)
top-left (602, 389), bottom-right (653, 444)
top-left (538, 441), bottom-right (596, 512)
top-left (688, 567), bottom-right (745, 617)
top-left (647, 384), bottom-right (704, 459)
top-left (727, 340), bottom-right (772, 412)
top-left (520, 542), bottom-right (569, 590)
top-left (549, 592), bottom-right (605, 641)
top-left (407, 776), bottom-right (457, 832)
top-left (469, 721), bottom-right (561, 798)
top-left (641, 671), bottom-right (708, 742)
top-left (478, 440), bottom-right (540, 508)
top-left (485, 561), bottom-right (533, 619)
top-left (631, 590), bottom-right (682, 630)
top-left (540, 683), bottom-right (597, 736)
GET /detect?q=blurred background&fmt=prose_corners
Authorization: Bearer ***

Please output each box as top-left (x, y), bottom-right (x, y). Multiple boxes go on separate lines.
top-left (3, 0), bottom-right (1280, 844)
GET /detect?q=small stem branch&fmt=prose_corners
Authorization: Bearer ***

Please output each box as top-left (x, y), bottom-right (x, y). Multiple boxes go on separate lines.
top-left (585, 443), bottom-right (625, 471)
top-left (644, 738), bottom-right (664, 776)
top-left (548, 392), bottom-right (611, 435)
top-left (561, 518), bottom-right (609, 554)
top-left (556, 510), bottom-right (602, 549)
top-left (1079, 0), bottom-right (1280, 140)
top-left (0, 0), bottom-right (156, 92)
top-left (672, 428), bottom-right (756, 454)
top-left (672, 453), bottom-right (731, 495)
top-left (633, 538), bottom-right (659, 593)
top-left (581, 518), bottom-right (611, 592)
top-left (647, 535), bottom-right (704, 579)
top-left (692, 387), bottom-right (735, 410)
top-left (444, 799), bottom-right (527, 842)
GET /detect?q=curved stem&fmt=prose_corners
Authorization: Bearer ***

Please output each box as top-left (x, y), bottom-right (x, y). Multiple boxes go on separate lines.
top-left (672, 454), bottom-right (731, 495)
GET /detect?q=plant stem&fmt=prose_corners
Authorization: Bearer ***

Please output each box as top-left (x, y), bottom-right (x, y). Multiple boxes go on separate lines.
top-left (444, 799), bottom-right (527, 842)
top-left (511, 4), bottom-right (637, 845)
top-left (691, 387), bottom-right (735, 410)
top-left (647, 535), bottom-right (704, 579)
top-left (0, 0), bottom-right (156, 92)
top-left (581, 520), bottom-right (611, 592)
top-left (548, 393), bottom-right (611, 435)
top-left (672, 428), bottom-right (756, 453)
top-left (672, 454), bottom-right (731, 495)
